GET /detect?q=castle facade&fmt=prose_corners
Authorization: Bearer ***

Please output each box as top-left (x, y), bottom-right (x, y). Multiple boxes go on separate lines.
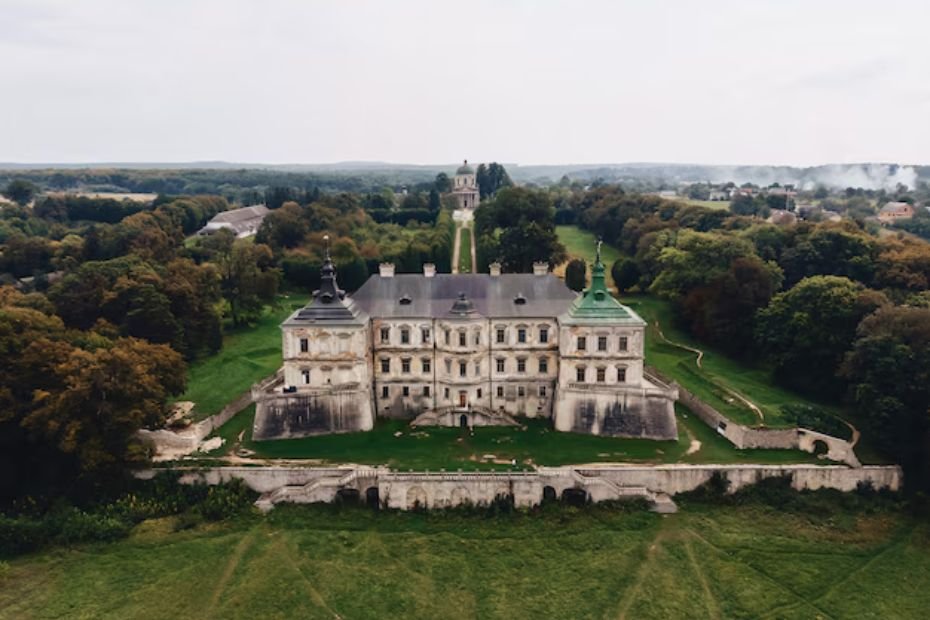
top-left (253, 241), bottom-right (678, 441)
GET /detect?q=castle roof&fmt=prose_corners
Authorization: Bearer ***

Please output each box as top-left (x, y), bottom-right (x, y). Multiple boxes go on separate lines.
top-left (560, 243), bottom-right (645, 326)
top-left (283, 236), bottom-right (368, 327)
top-left (350, 273), bottom-right (577, 319)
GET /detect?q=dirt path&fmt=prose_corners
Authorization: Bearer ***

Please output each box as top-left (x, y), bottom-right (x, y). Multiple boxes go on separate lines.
top-left (653, 320), bottom-right (765, 424)
top-left (208, 531), bottom-right (256, 613)
top-left (451, 221), bottom-right (462, 274)
top-left (684, 536), bottom-right (721, 619)
top-left (616, 529), bottom-right (666, 619)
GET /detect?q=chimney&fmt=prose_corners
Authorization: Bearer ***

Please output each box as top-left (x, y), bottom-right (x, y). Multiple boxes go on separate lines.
top-left (423, 263), bottom-right (436, 278)
top-left (379, 263), bottom-right (395, 278)
top-left (489, 262), bottom-right (502, 277)
top-left (532, 261), bottom-right (549, 276)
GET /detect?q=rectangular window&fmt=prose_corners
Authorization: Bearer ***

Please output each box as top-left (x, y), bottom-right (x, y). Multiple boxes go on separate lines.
top-left (381, 386), bottom-right (389, 398)
top-left (576, 366), bottom-right (586, 382)
top-left (301, 369), bottom-right (310, 385)
top-left (618, 336), bottom-right (628, 351)
top-left (598, 336), bottom-right (607, 351)
top-left (422, 358), bottom-right (431, 373)
top-left (577, 336), bottom-right (587, 351)
top-left (401, 358), bottom-right (411, 374)
top-left (596, 367), bottom-right (606, 382)
top-left (299, 338), bottom-right (309, 353)
top-left (459, 361), bottom-right (467, 377)
top-left (459, 331), bottom-right (466, 347)
top-left (539, 385), bottom-right (547, 397)
top-left (422, 328), bottom-right (431, 344)
top-left (444, 387), bottom-right (450, 399)
top-left (539, 357), bottom-right (548, 373)
top-left (477, 388), bottom-right (482, 399)
top-left (517, 328), bottom-right (527, 343)
top-left (380, 358), bottom-right (390, 373)
top-left (474, 361), bottom-right (481, 376)
top-left (539, 328), bottom-right (548, 343)
top-left (444, 329), bottom-right (451, 344)
top-left (445, 358), bottom-right (452, 374)
top-left (617, 367), bottom-right (627, 383)
top-left (496, 328), bottom-right (505, 344)
top-left (475, 332), bottom-right (481, 345)
top-left (497, 386), bottom-right (504, 397)
top-left (380, 327), bottom-right (390, 344)
top-left (423, 386), bottom-right (430, 397)
top-left (517, 358), bottom-right (526, 373)
top-left (401, 329), bottom-right (410, 344)
top-left (517, 386), bottom-right (526, 397)
top-left (496, 358), bottom-right (505, 373)
top-left (402, 386), bottom-right (410, 397)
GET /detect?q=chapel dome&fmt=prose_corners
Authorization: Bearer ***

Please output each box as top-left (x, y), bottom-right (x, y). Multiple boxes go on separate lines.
top-left (456, 160), bottom-right (474, 175)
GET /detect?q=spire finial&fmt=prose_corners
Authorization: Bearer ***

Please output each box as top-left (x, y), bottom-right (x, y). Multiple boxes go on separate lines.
top-left (323, 234), bottom-right (331, 261)
top-left (596, 238), bottom-right (603, 266)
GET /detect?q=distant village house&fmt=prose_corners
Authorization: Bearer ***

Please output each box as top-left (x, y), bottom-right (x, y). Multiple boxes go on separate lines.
top-left (878, 201), bottom-right (915, 225)
top-left (198, 204), bottom-right (269, 238)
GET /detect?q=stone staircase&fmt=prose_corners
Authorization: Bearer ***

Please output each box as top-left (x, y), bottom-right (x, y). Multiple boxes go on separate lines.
top-left (570, 470), bottom-right (677, 513)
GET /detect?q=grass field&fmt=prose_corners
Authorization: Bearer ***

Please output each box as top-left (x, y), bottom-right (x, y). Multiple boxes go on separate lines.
top-left (555, 225), bottom-right (622, 288)
top-left (179, 295), bottom-right (307, 421)
top-left (457, 225), bottom-right (473, 273)
top-left (677, 198), bottom-right (731, 210)
top-left (2, 502), bottom-right (926, 619)
top-left (202, 405), bottom-right (824, 468)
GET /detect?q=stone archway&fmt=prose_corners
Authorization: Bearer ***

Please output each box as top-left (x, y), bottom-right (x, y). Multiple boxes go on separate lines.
top-left (450, 486), bottom-right (472, 507)
top-left (365, 487), bottom-right (380, 509)
top-left (406, 486), bottom-right (428, 509)
top-left (561, 488), bottom-right (588, 507)
top-left (542, 485), bottom-right (557, 503)
top-left (335, 488), bottom-right (360, 504)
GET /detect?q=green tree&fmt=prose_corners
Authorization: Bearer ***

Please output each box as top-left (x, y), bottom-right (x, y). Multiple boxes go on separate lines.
top-left (3, 179), bottom-right (37, 206)
top-left (434, 173), bottom-right (451, 193)
top-left (755, 275), bottom-right (888, 395)
top-left (565, 259), bottom-right (587, 291)
top-left (476, 163), bottom-right (513, 199)
top-left (842, 306), bottom-right (930, 490)
top-left (610, 257), bottom-right (640, 292)
top-left (212, 238), bottom-right (280, 326)
top-left (255, 201), bottom-right (308, 249)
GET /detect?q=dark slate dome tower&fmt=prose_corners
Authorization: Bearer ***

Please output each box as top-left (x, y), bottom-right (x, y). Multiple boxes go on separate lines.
top-left (252, 234), bottom-right (374, 440)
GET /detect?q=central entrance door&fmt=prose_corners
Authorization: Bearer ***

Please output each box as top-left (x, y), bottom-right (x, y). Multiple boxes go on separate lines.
top-left (458, 391), bottom-right (467, 407)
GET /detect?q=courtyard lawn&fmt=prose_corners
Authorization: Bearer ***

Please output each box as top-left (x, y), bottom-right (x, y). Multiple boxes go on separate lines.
top-left (201, 405), bottom-right (824, 468)
top-left (179, 295), bottom-right (307, 421)
top-left (555, 225), bottom-right (622, 288)
top-left (457, 225), bottom-right (473, 273)
top-left (2, 502), bottom-right (926, 619)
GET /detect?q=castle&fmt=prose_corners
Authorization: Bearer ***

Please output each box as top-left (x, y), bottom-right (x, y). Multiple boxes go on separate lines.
top-left (451, 160), bottom-right (479, 209)
top-left (252, 238), bottom-right (679, 441)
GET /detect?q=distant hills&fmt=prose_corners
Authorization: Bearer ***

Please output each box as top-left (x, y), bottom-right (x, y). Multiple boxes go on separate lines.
top-left (1, 161), bottom-right (926, 190)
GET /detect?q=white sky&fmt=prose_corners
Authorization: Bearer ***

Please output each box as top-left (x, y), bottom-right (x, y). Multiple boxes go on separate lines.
top-left (1, 0), bottom-right (928, 166)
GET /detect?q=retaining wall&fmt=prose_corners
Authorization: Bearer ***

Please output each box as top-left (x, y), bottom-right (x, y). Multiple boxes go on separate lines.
top-left (143, 463), bottom-right (902, 511)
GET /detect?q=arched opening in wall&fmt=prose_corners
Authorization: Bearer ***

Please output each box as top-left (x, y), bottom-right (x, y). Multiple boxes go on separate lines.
top-left (335, 488), bottom-right (360, 505)
top-left (542, 485), bottom-right (557, 504)
top-left (459, 414), bottom-right (468, 428)
top-left (365, 487), bottom-right (380, 509)
top-left (406, 486), bottom-right (428, 510)
top-left (561, 488), bottom-right (588, 507)
top-left (812, 440), bottom-right (829, 457)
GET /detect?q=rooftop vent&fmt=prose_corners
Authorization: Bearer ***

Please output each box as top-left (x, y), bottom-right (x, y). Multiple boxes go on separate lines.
top-left (514, 294), bottom-right (527, 305)
top-left (399, 295), bottom-right (412, 305)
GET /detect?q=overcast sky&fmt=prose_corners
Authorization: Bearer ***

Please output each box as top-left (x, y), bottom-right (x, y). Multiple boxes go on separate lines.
top-left (1, 0), bottom-right (928, 166)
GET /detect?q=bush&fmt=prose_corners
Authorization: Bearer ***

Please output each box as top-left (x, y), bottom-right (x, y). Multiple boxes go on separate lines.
top-left (780, 404), bottom-right (853, 440)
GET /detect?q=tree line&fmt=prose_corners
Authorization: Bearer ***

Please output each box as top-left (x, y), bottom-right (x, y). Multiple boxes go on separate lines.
top-left (566, 185), bottom-right (930, 490)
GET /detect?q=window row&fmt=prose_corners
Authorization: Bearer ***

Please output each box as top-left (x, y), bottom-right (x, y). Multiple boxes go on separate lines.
top-left (575, 365), bottom-right (627, 383)
top-left (379, 327), bottom-right (432, 345)
top-left (376, 326), bottom-right (556, 347)
top-left (575, 335), bottom-right (629, 352)
top-left (379, 356), bottom-right (552, 376)
top-left (379, 385), bottom-right (548, 399)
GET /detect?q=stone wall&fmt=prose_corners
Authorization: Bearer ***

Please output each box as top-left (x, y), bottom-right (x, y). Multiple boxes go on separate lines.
top-left (647, 369), bottom-right (862, 467)
top-left (253, 387), bottom-right (374, 440)
top-left (151, 463), bottom-right (902, 511)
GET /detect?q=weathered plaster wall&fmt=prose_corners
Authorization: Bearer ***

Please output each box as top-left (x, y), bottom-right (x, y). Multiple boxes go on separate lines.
top-left (152, 463), bottom-right (902, 511)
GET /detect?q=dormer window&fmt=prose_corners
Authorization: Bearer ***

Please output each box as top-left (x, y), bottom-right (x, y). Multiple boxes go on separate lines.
top-left (514, 294), bottom-right (527, 305)
top-left (399, 295), bottom-right (412, 305)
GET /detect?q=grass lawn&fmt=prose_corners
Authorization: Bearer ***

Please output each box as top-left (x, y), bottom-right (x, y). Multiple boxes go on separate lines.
top-left (2, 502), bottom-right (926, 619)
top-left (201, 404), bottom-right (824, 468)
top-left (677, 198), bottom-right (731, 210)
top-left (179, 295), bottom-right (307, 421)
top-left (555, 225), bottom-right (622, 288)
top-left (457, 226), bottom-right (472, 273)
